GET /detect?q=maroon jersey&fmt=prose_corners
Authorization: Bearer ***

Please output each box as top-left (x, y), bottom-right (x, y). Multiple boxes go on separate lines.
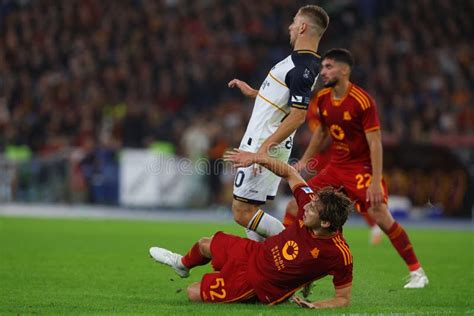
top-left (248, 184), bottom-right (353, 304)
top-left (313, 83), bottom-right (380, 165)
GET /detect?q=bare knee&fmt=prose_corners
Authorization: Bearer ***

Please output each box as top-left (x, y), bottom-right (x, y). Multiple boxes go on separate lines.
top-left (198, 237), bottom-right (212, 258)
top-left (232, 199), bottom-right (259, 227)
top-left (368, 204), bottom-right (394, 230)
top-left (285, 199), bottom-right (298, 216)
top-left (187, 282), bottom-right (202, 302)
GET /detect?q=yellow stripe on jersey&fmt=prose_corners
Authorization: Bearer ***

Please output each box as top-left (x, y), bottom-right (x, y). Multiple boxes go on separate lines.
top-left (333, 241), bottom-right (349, 265)
top-left (268, 72), bottom-right (287, 88)
top-left (291, 103), bottom-right (307, 109)
top-left (336, 236), bottom-right (353, 264)
top-left (349, 91), bottom-right (369, 111)
top-left (352, 88), bottom-right (371, 110)
top-left (334, 236), bottom-right (352, 265)
top-left (257, 93), bottom-right (289, 115)
top-left (317, 88), bottom-right (331, 97)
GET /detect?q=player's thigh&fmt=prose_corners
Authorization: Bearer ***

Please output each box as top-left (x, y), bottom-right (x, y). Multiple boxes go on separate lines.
top-left (343, 171), bottom-right (389, 213)
top-left (209, 232), bottom-right (255, 271)
top-left (307, 165), bottom-right (341, 191)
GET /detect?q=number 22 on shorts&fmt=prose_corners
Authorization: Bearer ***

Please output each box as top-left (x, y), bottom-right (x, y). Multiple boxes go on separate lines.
top-left (210, 277), bottom-right (227, 301)
top-left (355, 173), bottom-right (372, 189)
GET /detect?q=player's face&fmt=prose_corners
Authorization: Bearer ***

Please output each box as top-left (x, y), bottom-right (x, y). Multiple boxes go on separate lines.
top-left (288, 12), bottom-right (303, 47)
top-left (320, 58), bottom-right (343, 87)
top-left (303, 198), bottom-right (323, 228)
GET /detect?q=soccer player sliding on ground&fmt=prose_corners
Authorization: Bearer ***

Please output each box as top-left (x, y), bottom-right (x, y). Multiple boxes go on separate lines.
top-left (150, 149), bottom-right (353, 308)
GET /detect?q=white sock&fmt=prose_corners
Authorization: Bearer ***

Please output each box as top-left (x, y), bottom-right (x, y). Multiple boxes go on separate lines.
top-left (245, 229), bottom-right (265, 242)
top-left (247, 209), bottom-right (285, 238)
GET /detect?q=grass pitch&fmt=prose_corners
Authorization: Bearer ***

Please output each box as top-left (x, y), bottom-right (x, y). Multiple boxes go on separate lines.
top-left (0, 216), bottom-right (473, 315)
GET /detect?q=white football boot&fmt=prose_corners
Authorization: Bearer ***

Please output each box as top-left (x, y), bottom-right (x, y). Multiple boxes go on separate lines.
top-left (149, 247), bottom-right (189, 278)
top-left (404, 268), bottom-right (429, 288)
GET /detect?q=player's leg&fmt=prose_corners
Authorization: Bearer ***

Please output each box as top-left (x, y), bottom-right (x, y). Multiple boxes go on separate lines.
top-left (149, 237), bottom-right (212, 277)
top-left (181, 237), bottom-right (212, 269)
top-left (368, 203), bottom-right (428, 288)
top-left (232, 167), bottom-right (285, 240)
top-left (358, 204), bottom-right (382, 245)
top-left (187, 282), bottom-right (202, 302)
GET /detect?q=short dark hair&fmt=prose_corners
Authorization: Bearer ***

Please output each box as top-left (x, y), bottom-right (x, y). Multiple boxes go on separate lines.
top-left (317, 187), bottom-right (353, 232)
top-left (299, 5), bottom-right (329, 37)
top-left (322, 48), bottom-right (354, 68)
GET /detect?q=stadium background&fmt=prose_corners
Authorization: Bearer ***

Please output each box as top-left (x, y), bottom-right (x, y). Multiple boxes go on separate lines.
top-left (0, 0), bottom-right (472, 217)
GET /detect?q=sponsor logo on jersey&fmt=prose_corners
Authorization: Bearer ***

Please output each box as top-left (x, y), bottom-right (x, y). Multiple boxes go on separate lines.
top-left (330, 124), bottom-right (345, 140)
top-left (282, 240), bottom-right (299, 261)
top-left (303, 68), bottom-right (310, 78)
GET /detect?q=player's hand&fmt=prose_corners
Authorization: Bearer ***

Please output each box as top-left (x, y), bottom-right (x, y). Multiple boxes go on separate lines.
top-left (228, 79), bottom-right (257, 98)
top-left (292, 296), bottom-right (315, 309)
top-left (366, 180), bottom-right (384, 206)
top-left (223, 148), bottom-right (257, 168)
top-left (291, 160), bottom-right (307, 172)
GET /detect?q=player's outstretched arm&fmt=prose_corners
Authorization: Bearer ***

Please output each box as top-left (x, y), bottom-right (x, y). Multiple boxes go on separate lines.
top-left (295, 123), bottom-right (329, 170)
top-left (257, 108), bottom-right (306, 156)
top-left (228, 79), bottom-right (258, 98)
top-left (224, 149), bottom-right (305, 189)
top-left (293, 285), bottom-right (351, 309)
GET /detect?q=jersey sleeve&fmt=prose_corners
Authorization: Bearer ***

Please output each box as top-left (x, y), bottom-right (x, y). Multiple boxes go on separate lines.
top-left (331, 262), bottom-right (353, 289)
top-left (361, 96), bottom-right (380, 133)
top-left (286, 66), bottom-right (316, 110)
top-left (291, 184), bottom-right (315, 219)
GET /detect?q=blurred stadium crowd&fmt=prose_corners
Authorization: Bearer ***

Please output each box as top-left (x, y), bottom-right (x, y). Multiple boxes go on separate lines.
top-left (0, 0), bottom-right (472, 209)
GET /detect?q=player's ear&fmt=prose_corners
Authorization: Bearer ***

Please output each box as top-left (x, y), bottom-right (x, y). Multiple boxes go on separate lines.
top-left (321, 220), bottom-right (331, 229)
top-left (341, 64), bottom-right (351, 76)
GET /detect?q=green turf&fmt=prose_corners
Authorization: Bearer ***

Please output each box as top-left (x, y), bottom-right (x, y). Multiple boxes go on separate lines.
top-left (0, 216), bottom-right (473, 315)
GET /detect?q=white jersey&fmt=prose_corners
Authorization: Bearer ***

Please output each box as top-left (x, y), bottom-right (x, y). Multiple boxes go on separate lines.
top-left (240, 50), bottom-right (321, 153)
top-left (234, 50), bottom-right (321, 204)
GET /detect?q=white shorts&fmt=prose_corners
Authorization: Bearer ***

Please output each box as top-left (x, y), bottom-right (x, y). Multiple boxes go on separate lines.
top-left (233, 136), bottom-right (293, 205)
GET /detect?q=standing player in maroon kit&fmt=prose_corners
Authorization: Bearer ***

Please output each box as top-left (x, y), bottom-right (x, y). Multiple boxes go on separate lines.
top-left (150, 149), bottom-right (353, 308)
top-left (284, 48), bottom-right (428, 288)
top-left (285, 100), bottom-right (383, 246)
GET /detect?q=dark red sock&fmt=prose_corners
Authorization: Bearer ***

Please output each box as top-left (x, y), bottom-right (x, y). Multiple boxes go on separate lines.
top-left (181, 243), bottom-right (210, 269)
top-left (383, 222), bottom-right (420, 271)
top-left (283, 211), bottom-right (297, 228)
top-left (362, 212), bottom-right (376, 227)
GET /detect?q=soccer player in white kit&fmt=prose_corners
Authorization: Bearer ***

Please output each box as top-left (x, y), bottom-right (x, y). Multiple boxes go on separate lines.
top-left (228, 5), bottom-right (329, 241)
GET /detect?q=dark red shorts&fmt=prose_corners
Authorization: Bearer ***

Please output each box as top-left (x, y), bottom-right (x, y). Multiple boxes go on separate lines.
top-left (200, 232), bottom-right (258, 303)
top-left (307, 163), bottom-right (388, 213)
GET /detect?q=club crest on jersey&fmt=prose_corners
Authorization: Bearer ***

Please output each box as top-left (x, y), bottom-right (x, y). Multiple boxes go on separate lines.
top-left (291, 95), bottom-right (303, 103)
top-left (322, 109), bottom-right (328, 116)
top-left (310, 247), bottom-right (320, 259)
top-left (302, 187), bottom-right (313, 194)
top-left (343, 111), bottom-right (352, 120)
